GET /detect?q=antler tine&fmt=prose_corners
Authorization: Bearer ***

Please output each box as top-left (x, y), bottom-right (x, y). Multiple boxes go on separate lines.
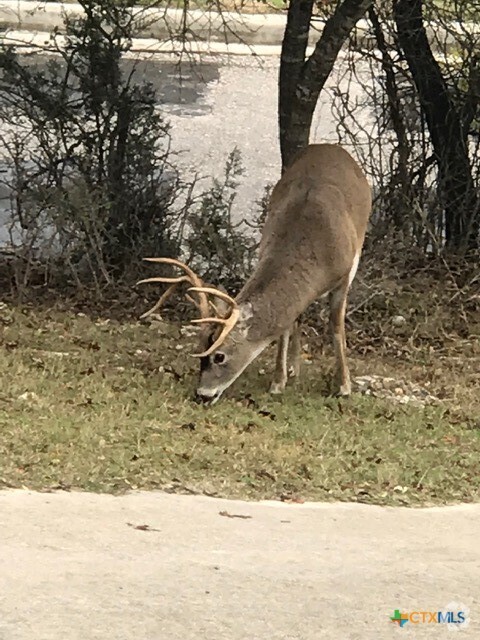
top-left (137, 275), bottom-right (191, 320)
top-left (187, 286), bottom-right (241, 357)
top-left (184, 295), bottom-right (219, 314)
top-left (139, 281), bottom-right (209, 319)
top-left (188, 286), bottom-right (238, 309)
top-left (139, 283), bottom-right (179, 320)
top-left (191, 308), bottom-right (241, 357)
top-left (136, 275), bottom-right (191, 286)
top-left (143, 257), bottom-right (199, 277)
top-left (140, 257), bottom-right (209, 318)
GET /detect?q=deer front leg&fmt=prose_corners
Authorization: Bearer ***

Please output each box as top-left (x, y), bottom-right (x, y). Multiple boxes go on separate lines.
top-left (270, 330), bottom-right (290, 394)
top-left (329, 282), bottom-right (351, 396)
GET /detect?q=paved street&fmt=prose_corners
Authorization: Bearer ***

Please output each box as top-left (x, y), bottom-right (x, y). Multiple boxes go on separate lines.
top-left (1, 490), bottom-right (478, 639)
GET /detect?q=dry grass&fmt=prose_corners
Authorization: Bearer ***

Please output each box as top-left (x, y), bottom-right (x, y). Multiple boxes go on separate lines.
top-left (0, 272), bottom-right (478, 505)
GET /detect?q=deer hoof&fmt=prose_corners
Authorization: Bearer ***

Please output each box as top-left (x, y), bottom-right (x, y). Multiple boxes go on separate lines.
top-left (338, 382), bottom-right (352, 397)
top-left (269, 381), bottom-right (286, 395)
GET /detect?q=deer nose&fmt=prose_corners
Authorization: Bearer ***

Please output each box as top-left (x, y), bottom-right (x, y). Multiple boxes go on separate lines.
top-left (194, 389), bottom-right (220, 405)
top-left (194, 392), bottom-right (210, 404)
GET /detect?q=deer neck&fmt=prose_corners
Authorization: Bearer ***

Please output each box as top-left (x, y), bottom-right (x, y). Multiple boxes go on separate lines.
top-left (237, 266), bottom-right (310, 343)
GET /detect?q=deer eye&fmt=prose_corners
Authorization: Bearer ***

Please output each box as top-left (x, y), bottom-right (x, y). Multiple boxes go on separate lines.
top-left (213, 352), bottom-right (226, 365)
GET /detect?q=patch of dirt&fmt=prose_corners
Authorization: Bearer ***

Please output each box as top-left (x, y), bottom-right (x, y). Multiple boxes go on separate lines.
top-left (353, 374), bottom-right (440, 407)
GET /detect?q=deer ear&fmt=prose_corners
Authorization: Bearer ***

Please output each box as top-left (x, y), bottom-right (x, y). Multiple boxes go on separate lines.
top-left (215, 284), bottom-right (231, 315)
top-left (239, 302), bottom-right (253, 323)
top-left (213, 297), bottom-right (231, 317)
top-left (203, 282), bottom-right (231, 317)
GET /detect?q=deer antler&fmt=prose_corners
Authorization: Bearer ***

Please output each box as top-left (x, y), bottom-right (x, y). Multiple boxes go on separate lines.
top-left (188, 286), bottom-right (241, 357)
top-left (137, 257), bottom-right (209, 319)
top-left (138, 261), bottom-right (241, 357)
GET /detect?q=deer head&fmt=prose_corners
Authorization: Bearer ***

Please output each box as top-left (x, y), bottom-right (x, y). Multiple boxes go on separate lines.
top-left (137, 258), bottom-right (269, 404)
top-left (191, 289), bottom-right (271, 403)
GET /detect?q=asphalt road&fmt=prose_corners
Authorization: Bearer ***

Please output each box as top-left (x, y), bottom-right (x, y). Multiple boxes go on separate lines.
top-left (0, 52), bottom-right (377, 244)
top-left (1, 490), bottom-right (478, 639)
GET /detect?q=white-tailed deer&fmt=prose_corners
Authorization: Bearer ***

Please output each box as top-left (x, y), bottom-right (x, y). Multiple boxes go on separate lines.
top-left (139, 144), bottom-right (371, 404)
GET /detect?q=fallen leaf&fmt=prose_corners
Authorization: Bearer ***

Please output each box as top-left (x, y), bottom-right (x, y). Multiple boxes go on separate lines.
top-left (237, 394), bottom-right (258, 409)
top-left (126, 522), bottom-right (161, 532)
top-left (219, 510), bottom-right (252, 520)
top-left (256, 469), bottom-right (276, 481)
top-left (180, 422), bottom-right (196, 431)
top-left (258, 409), bottom-right (276, 421)
top-left (17, 392), bottom-right (40, 403)
top-left (280, 494), bottom-right (305, 504)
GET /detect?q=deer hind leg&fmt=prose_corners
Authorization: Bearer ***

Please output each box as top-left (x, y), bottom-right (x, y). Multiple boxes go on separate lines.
top-left (329, 280), bottom-right (351, 396)
top-left (288, 321), bottom-right (302, 379)
top-left (270, 330), bottom-right (290, 394)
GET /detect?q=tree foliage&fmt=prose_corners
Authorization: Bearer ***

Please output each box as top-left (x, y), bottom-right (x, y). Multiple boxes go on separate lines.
top-left (0, 0), bottom-right (181, 287)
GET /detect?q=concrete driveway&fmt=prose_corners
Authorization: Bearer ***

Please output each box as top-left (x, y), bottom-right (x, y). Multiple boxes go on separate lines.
top-left (1, 490), bottom-right (478, 639)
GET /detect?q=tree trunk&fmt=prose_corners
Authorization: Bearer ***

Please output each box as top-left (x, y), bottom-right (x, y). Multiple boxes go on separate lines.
top-left (279, 0), bottom-right (314, 170)
top-left (369, 7), bottom-right (412, 230)
top-left (394, 0), bottom-right (479, 252)
top-left (279, 0), bottom-right (374, 169)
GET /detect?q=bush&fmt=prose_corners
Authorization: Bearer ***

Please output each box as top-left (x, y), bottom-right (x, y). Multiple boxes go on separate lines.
top-left (0, 0), bottom-right (185, 292)
top-left (0, 0), bottom-right (274, 303)
top-left (184, 149), bottom-right (259, 293)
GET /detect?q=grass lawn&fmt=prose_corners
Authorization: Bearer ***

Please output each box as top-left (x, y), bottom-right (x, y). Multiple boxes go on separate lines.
top-left (0, 294), bottom-right (478, 506)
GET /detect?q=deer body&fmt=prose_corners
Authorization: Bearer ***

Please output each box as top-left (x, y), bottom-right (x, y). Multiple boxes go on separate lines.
top-left (140, 144), bottom-right (371, 404)
top-left (239, 144), bottom-right (370, 338)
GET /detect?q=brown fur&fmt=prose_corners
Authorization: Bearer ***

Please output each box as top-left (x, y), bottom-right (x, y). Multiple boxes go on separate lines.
top-left (196, 143), bottom-right (371, 402)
